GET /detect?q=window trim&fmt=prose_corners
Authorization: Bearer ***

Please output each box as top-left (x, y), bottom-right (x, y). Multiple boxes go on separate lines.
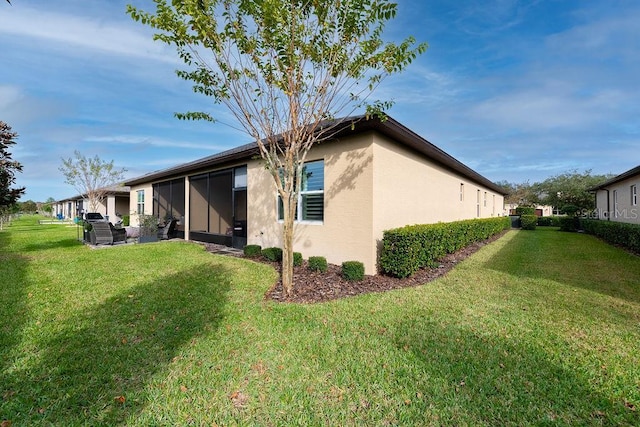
top-left (632, 184), bottom-right (637, 206)
top-left (277, 159), bottom-right (324, 224)
top-left (136, 189), bottom-right (145, 215)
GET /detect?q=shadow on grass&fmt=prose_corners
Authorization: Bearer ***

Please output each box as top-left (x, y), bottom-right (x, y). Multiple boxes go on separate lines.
top-left (21, 238), bottom-right (83, 252)
top-left (484, 229), bottom-right (640, 304)
top-left (393, 319), bottom-right (638, 425)
top-left (0, 232), bottom-right (31, 398)
top-left (2, 262), bottom-right (232, 425)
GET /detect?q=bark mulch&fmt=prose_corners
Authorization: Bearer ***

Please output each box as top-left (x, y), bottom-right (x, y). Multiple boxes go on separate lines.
top-left (205, 231), bottom-right (507, 304)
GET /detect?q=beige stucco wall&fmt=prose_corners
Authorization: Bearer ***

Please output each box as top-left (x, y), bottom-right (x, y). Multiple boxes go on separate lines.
top-left (248, 132), bottom-right (504, 275)
top-left (595, 190), bottom-right (609, 219)
top-left (128, 184), bottom-right (153, 226)
top-left (595, 176), bottom-right (640, 224)
top-left (247, 134), bottom-right (376, 272)
top-left (370, 134), bottom-right (504, 272)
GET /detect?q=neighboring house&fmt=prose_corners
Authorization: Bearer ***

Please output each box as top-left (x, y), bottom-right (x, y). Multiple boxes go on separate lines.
top-left (504, 204), bottom-right (553, 217)
top-left (590, 165), bottom-right (640, 225)
top-left (54, 184), bottom-right (130, 223)
top-left (125, 116), bottom-right (507, 274)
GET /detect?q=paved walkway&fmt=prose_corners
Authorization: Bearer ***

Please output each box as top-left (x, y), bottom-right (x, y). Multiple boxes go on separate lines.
top-left (203, 243), bottom-right (244, 257)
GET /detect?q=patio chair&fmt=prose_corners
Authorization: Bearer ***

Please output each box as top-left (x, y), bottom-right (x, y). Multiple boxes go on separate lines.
top-left (90, 222), bottom-right (114, 245)
top-left (109, 223), bottom-right (127, 243)
top-left (157, 219), bottom-right (178, 240)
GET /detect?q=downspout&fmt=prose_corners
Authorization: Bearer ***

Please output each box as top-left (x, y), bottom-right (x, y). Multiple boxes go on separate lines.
top-left (605, 189), bottom-right (610, 221)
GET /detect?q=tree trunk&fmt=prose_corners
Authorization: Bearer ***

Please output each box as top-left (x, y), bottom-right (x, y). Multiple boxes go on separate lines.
top-left (282, 218), bottom-right (294, 296)
top-left (281, 191), bottom-right (296, 296)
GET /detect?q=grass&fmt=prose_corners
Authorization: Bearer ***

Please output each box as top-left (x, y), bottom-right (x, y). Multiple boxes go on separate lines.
top-left (1, 217), bottom-right (639, 426)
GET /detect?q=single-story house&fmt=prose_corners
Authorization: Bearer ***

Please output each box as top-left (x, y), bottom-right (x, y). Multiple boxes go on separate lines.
top-left (54, 184), bottom-right (130, 223)
top-left (590, 165), bottom-right (640, 225)
top-left (125, 115), bottom-right (507, 274)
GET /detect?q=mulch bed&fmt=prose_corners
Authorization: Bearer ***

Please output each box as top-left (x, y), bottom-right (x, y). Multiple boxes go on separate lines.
top-left (226, 231), bottom-right (507, 304)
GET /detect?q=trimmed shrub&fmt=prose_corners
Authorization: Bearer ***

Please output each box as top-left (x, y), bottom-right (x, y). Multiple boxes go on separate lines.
top-left (341, 261), bottom-right (365, 281)
top-left (559, 216), bottom-right (578, 232)
top-left (380, 217), bottom-right (511, 278)
top-left (520, 215), bottom-right (537, 230)
top-left (308, 256), bottom-right (328, 273)
top-left (561, 205), bottom-right (580, 216)
top-left (515, 206), bottom-right (536, 215)
top-left (581, 219), bottom-right (640, 254)
top-left (537, 216), bottom-right (552, 226)
top-left (244, 244), bottom-right (262, 258)
top-left (536, 216), bottom-right (562, 227)
top-left (293, 251), bottom-right (303, 267)
top-left (261, 247), bottom-right (283, 262)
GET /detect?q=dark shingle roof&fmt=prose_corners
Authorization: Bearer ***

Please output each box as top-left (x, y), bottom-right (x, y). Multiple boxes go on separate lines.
top-left (589, 165), bottom-right (640, 191)
top-left (125, 115), bottom-right (507, 195)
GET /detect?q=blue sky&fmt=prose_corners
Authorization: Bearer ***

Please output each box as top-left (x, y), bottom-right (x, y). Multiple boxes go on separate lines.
top-left (2, 0), bottom-right (639, 202)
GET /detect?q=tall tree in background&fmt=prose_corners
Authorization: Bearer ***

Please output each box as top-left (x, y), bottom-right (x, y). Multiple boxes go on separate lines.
top-left (128, 0), bottom-right (427, 295)
top-left (0, 121), bottom-right (25, 210)
top-left (495, 180), bottom-right (537, 206)
top-left (532, 169), bottom-right (613, 213)
top-left (59, 151), bottom-right (127, 213)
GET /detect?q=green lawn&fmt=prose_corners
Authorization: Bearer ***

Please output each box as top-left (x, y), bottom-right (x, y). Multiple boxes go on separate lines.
top-left (1, 216), bottom-right (639, 426)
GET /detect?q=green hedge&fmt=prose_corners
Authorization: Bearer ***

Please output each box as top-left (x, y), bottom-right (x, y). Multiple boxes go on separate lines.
top-left (537, 216), bottom-right (561, 227)
top-left (342, 261), bottom-right (365, 281)
top-left (293, 252), bottom-right (303, 267)
top-left (581, 219), bottom-right (640, 254)
top-left (515, 206), bottom-right (536, 215)
top-left (261, 247), bottom-right (283, 262)
top-left (559, 217), bottom-right (579, 232)
top-left (520, 215), bottom-right (537, 230)
top-left (380, 217), bottom-right (510, 278)
top-left (308, 256), bottom-right (328, 273)
top-left (244, 244), bottom-right (262, 257)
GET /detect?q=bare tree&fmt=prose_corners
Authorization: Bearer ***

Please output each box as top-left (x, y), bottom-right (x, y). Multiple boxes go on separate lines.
top-left (59, 151), bottom-right (127, 213)
top-left (128, 0), bottom-right (427, 295)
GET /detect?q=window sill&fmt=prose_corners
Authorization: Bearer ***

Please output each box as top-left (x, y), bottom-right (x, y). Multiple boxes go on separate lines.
top-left (278, 220), bottom-right (324, 225)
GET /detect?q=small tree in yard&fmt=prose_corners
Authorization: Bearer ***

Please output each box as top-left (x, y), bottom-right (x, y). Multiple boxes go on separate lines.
top-left (128, 0), bottom-right (427, 296)
top-left (59, 151), bottom-right (127, 213)
top-left (1, 121), bottom-right (25, 210)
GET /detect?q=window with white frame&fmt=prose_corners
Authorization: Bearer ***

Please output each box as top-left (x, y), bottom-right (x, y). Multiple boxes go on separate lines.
top-left (137, 190), bottom-right (145, 214)
top-left (632, 185), bottom-right (637, 206)
top-left (278, 160), bottom-right (324, 222)
top-left (483, 191), bottom-right (487, 207)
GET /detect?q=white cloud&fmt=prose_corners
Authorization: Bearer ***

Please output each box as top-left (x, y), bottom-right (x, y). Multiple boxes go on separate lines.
top-left (84, 135), bottom-right (230, 152)
top-left (0, 85), bottom-right (23, 109)
top-left (0, 5), bottom-right (176, 64)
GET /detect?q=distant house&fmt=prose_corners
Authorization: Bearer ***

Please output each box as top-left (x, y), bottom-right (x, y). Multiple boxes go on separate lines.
top-left (590, 165), bottom-right (640, 225)
top-left (125, 116), bottom-right (506, 274)
top-left (54, 184), bottom-right (130, 223)
top-left (504, 204), bottom-right (554, 217)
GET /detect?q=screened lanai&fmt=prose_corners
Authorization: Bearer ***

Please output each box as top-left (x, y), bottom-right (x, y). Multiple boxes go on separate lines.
top-left (189, 165), bottom-right (247, 248)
